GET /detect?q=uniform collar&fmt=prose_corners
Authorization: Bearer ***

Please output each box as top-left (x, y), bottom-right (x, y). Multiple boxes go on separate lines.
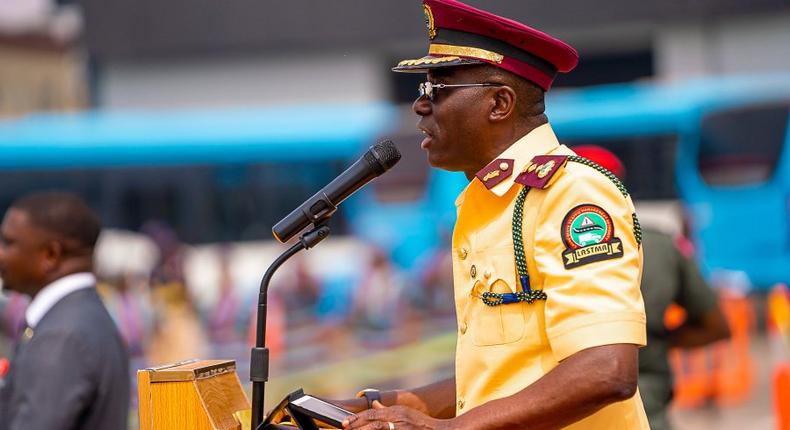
top-left (25, 272), bottom-right (95, 328)
top-left (474, 123), bottom-right (561, 197)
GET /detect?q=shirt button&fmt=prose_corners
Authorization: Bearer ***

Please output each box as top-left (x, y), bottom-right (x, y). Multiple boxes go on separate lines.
top-left (484, 270), bottom-right (492, 279)
top-left (470, 265), bottom-right (477, 278)
top-left (460, 322), bottom-right (467, 334)
top-left (458, 399), bottom-right (465, 410)
top-left (499, 162), bottom-right (509, 170)
top-left (458, 248), bottom-right (468, 260)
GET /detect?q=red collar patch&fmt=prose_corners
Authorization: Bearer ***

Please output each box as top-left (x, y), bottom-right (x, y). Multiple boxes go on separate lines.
top-left (514, 155), bottom-right (568, 189)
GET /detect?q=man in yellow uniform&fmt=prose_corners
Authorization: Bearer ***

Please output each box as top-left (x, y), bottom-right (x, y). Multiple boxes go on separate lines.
top-left (341, 1), bottom-right (649, 428)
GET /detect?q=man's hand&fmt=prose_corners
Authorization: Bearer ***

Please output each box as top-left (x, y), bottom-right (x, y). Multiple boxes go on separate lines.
top-left (343, 401), bottom-right (451, 430)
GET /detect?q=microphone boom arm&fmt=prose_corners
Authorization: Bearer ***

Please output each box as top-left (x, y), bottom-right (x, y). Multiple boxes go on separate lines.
top-left (251, 224), bottom-right (331, 430)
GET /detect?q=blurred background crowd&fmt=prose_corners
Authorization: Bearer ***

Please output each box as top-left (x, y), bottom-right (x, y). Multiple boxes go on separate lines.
top-left (1, 0), bottom-right (790, 429)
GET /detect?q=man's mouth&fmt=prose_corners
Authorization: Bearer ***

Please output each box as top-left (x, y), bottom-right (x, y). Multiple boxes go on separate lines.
top-left (418, 127), bottom-right (433, 149)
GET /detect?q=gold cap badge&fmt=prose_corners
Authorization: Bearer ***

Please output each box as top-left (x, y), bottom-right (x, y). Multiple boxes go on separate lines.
top-left (424, 4), bottom-right (437, 40)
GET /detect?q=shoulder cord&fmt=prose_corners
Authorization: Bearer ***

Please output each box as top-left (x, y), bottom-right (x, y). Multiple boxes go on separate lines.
top-left (567, 155), bottom-right (642, 246)
top-left (481, 186), bottom-right (547, 307)
top-left (480, 155), bottom-right (642, 307)
top-left (566, 155), bottom-right (628, 197)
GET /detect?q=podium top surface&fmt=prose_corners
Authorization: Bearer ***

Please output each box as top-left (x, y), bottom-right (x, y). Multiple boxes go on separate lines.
top-left (142, 359), bottom-right (237, 382)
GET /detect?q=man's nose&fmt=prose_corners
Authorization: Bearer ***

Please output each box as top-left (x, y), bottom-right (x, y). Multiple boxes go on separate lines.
top-left (412, 95), bottom-right (432, 116)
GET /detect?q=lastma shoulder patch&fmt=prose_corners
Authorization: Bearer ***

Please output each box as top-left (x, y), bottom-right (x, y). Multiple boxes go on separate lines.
top-left (561, 204), bottom-right (624, 269)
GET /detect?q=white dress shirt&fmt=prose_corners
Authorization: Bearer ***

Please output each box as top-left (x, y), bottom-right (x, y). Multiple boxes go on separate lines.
top-left (25, 272), bottom-right (96, 328)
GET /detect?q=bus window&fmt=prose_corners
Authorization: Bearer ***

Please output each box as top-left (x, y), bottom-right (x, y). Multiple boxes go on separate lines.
top-left (565, 135), bottom-right (678, 200)
top-left (698, 103), bottom-right (789, 186)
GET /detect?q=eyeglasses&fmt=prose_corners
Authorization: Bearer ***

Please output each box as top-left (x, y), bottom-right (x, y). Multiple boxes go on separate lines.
top-left (418, 81), bottom-right (502, 102)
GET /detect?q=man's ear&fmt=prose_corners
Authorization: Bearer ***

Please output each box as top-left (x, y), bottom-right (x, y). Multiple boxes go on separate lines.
top-left (489, 85), bottom-right (517, 123)
top-left (41, 240), bottom-right (64, 273)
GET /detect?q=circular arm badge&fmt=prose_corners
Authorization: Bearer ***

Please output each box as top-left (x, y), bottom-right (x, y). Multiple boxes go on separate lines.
top-left (561, 204), bottom-right (624, 269)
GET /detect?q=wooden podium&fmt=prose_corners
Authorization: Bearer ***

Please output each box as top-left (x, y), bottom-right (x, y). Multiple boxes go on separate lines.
top-left (138, 359), bottom-right (252, 430)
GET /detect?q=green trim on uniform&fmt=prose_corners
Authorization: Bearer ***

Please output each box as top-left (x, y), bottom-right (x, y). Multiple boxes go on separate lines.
top-left (568, 155), bottom-right (643, 246)
top-left (481, 186), bottom-right (547, 307)
top-left (632, 212), bottom-right (642, 246)
top-left (512, 186), bottom-right (530, 278)
top-left (567, 155), bottom-right (629, 197)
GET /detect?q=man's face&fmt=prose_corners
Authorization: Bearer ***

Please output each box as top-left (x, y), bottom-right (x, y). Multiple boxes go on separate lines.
top-left (0, 209), bottom-right (51, 296)
top-left (413, 66), bottom-right (493, 173)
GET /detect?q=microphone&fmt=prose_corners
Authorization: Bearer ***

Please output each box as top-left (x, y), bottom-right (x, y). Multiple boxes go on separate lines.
top-left (272, 140), bottom-right (401, 243)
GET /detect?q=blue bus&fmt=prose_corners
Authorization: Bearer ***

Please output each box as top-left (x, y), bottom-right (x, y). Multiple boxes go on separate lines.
top-left (0, 104), bottom-right (396, 243)
top-left (555, 75), bottom-right (790, 289)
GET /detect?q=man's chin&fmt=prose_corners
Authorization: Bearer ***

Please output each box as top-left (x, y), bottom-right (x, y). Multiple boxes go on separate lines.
top-left (426, 154), bottom-right (461, 172)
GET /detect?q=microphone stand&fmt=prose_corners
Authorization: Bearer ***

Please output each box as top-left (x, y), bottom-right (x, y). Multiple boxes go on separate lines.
top-left (251, 224), bottom-right (332, 430)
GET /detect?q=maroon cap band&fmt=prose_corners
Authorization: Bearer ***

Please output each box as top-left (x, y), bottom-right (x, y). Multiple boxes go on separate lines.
top-left (434, 29), bottom-right (559, 77)
top-left (393, 0), bottom-right (578, 91)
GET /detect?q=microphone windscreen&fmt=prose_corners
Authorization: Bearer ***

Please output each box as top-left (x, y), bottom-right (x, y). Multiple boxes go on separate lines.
top-left (371, 140), bottom-right (401, 170)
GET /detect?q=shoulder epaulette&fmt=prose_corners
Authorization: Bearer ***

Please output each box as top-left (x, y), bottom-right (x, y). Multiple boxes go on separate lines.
top-left (475, 158), bottom-right (515, 189)
top-left (514, 155), bottom-right (568, 189)
top-left (566, 155), bottom-right (629, 197)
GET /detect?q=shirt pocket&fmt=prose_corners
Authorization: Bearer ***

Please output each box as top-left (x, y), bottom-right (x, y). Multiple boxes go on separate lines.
top-left (468, 248), bottom-right (527, 347)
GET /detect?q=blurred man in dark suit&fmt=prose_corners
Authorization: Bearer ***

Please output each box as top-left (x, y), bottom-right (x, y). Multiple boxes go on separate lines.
top-left (0, 191), bottom-right (129, 430)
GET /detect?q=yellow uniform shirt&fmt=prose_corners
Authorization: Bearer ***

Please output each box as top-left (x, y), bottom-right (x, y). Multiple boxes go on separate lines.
top-left (452, 124), bottom-right (649, 429)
